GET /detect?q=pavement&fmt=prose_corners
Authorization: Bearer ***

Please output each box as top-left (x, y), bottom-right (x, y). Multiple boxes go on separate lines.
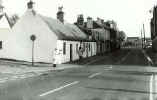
top-left (145, 48), bottom-right (157, 66)
top-left (0, 63), bottom-right (82, 84)
top-left (1, 48), bottom-right (157, 100)
top-left (0, 49), bottom-right (128, 84)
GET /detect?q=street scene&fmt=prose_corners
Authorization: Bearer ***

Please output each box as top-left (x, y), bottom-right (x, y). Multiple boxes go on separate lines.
top-left (0, 48), bottom-right (157, 100)
top-left (0, 0), bottom-right (157, 100)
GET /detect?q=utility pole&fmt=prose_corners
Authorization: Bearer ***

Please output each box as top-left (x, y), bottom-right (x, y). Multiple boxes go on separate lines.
top-left (143, 24), bottom-right (146, 48)
top-left (154, 6), bottom-right (157, 39)
top-left (141, 29), bottom-right (143, 49)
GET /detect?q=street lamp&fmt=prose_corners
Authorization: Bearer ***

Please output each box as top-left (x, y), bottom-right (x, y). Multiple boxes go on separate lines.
top-left (30, 34), bottom-right (36, 66)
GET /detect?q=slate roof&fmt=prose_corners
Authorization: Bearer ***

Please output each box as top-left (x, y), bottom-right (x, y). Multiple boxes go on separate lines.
top-left (65, 23), bottom-right (87, 40)
top-left (39, 13), bottom-right (87, 41)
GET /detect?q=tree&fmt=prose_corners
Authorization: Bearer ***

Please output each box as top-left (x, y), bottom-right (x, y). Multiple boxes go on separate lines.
top-left (118, 31), bottom-right (127, 42)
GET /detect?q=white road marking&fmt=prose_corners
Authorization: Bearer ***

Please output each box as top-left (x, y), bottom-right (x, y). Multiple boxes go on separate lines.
top-left (3, 77), bottom-right (9, 80)
top-left (142, 50), bottom-right (153, 65)
top-left (104, 69), bottom-right (111, 71)
top-left (147, 56), bottom-right (153, 64)
top-left (88, 72), bottom-right (101, 78)
top-left (149, 75), bottom-right (153, 100)
top-left (104, 65), bottom-right (113, 71)
top-left (12, 76), bottom-right (19, 79)
top-left (0, 79), bottom-right (6, 83)
top-left (39, 81), bottom-right (79, 97)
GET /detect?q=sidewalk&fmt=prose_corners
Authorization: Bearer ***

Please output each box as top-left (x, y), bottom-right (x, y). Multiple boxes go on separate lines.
top-left (0, 50), bottom-right (124, 84)
top-left (145, 48), bottom-right (157, 66)
top-left (0, 62), bottom-right (82, 84)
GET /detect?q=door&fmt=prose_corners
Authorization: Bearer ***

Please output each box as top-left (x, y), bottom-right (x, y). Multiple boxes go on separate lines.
top-left (70, 44), bottom-right (73, 61)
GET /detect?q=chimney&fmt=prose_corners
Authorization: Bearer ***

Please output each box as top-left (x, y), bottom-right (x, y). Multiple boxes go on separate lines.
top-left (57, 6), bottom-right (64, 23)
top-left (87, 17), bottom-right (93, 29)
top-left (27, 0), bottom-right (34, 9)
top-left (101, 19), bottom-right (104, 24)
top-left (77, 14), bottom-right (84, 26)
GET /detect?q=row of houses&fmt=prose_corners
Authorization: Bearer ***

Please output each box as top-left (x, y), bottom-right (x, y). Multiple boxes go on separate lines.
top-left (0, 0), bottom-right (124, 64)
top-left (74, 15), bottom-right (124, 52)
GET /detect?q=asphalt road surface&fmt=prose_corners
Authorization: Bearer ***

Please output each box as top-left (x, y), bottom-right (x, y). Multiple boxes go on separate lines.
top-left (0, 48), bottom-right (157, 100)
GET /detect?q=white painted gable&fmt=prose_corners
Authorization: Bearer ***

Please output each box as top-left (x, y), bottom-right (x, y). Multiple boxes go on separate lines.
top-left (1, 9), bottom-right (58, 63)
top-left (0, 15), bottom-right (10, 29)
top-left (0, 9), bottom-right (88, 63)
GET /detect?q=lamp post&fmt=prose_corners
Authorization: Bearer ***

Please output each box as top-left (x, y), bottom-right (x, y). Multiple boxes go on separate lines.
top-left (30, 35), bottom-right (36, 66)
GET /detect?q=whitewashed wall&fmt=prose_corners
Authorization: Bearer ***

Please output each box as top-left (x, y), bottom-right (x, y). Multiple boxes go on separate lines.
top-left (54, 40), bottom-right (81, 64)
top-left (3, 11), bottom-right (58, 63)
top-left (0, 28), bottom-right (11, 58)
top-left (54, 41), bottom-right (97, 64)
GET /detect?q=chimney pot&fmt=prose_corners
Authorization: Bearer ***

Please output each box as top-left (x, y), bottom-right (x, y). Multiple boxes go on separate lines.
top-left (27, 0), bottom-right (34, 9)
top-left (57, 6), bottom-right (64, 23)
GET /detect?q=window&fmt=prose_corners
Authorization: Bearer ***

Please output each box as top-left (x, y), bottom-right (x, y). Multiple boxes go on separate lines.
top-left (0, 41), bottom-right (2, 49)
top-left (63, 42), bottom-right (66, 55)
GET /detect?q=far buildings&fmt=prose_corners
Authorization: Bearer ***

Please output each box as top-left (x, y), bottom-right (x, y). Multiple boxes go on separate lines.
top-left (74, 15), bottom-right (124, 52)
top-left (124, 37), bottom-right (151, 49)
top-left (125, 37), bottom-right (141, 48)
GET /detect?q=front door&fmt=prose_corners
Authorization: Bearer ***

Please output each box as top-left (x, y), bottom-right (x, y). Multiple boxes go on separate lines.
top-left (70, 44), bottom-right (73, 61)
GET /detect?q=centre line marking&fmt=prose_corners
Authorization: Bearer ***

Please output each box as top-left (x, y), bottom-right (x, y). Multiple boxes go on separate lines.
top-left (39, 81), bottom-right (79, 97)
top-left (88, 72), bottom-right (101, 78)
top-left (104, 65), bottom-right (113, 71)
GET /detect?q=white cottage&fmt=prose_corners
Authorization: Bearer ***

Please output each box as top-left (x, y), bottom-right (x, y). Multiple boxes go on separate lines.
top-left (0, 4), bottom-right (12, 59)
top-left (0, 1), bottom-right (97, 64)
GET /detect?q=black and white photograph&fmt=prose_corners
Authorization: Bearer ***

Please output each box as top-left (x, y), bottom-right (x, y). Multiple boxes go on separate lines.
top-left (0, 0), bottom-right (156, 100)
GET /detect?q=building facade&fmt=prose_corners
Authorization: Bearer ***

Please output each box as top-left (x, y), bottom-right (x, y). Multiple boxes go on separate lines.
top-left (0, 1), bottom-right (97, 64)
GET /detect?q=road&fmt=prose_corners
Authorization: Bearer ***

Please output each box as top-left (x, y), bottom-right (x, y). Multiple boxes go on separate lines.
top-left (0, 48), bottom-right (157, 100)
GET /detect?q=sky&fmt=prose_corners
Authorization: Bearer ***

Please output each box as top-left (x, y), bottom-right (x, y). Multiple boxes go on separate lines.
top-left (2, 0), bottom-right (157, 37)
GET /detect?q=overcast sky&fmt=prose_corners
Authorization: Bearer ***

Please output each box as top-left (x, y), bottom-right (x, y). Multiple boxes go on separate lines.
top-left (2, 0), bottom-right (157, 37)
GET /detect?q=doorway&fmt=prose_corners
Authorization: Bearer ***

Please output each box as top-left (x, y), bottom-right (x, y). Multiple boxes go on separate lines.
top-left (70, 44), bottom-right (73, 61)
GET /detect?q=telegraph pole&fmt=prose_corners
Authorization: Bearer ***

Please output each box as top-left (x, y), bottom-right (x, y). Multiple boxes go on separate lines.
top-left (143, 24), bottom-right (146, 48)
top-left (141, 29), bottom-right (143, 49)
top-left (154, 6), bottom-right (156, 39)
